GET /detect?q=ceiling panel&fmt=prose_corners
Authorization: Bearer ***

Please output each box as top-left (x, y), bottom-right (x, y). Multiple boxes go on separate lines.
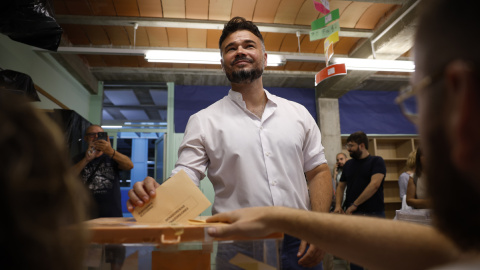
top-left (118, 56), bottom-right (140, 67)
top-left (332, 1), bottom-right (354, 26)
top-left (167, 28), bottom-right (188, 47)
top-left (284, 61), bottom-right (303, 71)
top-left (149, 90), bottom-right (168, 106)
top-left (113, 0), bottom-right (140, 16)
top-left (294, 1), bottom-right (321, 25)
top-left (104, 26), bottom-right (131, 46)
top-left (264, 32), bottom-right (287, 51)
top-left (63, 0), bottom-right (93, 15)
top-left (334, 37), bottom-right (361, 55)
top-left (187, 29), bottom-right (208, 48)
top-left (356, 4), bottom-right (396, 29)
top-left (341, 2), bottom-right (373, 28)
top-left (274, 0), bottom-right (304, 24)
top-left (209, 0), bottom-right (233, 20)
top-left (138, 0), bottom-right (163, 17)
top-left (126, 27), bottom-right (150, 47)
top-left (231, 0), bottom-right (256, 20)
top-left (103, 55), bottom-right (123, 66)
top-left (120, 109), bottom-right (149, 120)
top-left (62, 24), bottom-right (91, 45)
top-left (146, 27), bottom-right (169, 47)
top-left (83, 25), bottom-right (110, 45)
top-left (279, 33), bottom-right (299, 52)
top-left (105, 90), bottom-right (140, 105)
top-left (253, 0), bottom-right (282, 23)
top-left (89, 0), bottom-right (116, 16)
top-left (102, 110), bottom-right (115, 120)
top-left (299, 35), bottom-right (321, 53)
top-left (162, 0), bottom-right (186, 18)
top-left (207, 29), bottom-right (222, 49)
top-left (83, 55), bottom-right (107, 67)
top-left (186, 0), bottom-right (209, 19)
top-left (299, 62), bottom-right (318, 72)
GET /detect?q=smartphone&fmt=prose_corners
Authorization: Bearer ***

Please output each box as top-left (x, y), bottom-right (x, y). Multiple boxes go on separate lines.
top-left (97, 132), bottom-right (108, 141)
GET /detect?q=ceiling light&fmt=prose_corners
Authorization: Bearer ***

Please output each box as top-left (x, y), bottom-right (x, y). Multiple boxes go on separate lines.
top-left (101, 125), bottom-right (123, 129)
top-left (331, 57), bottom-right (415, 72)
top-left (145, 50), bottom-right (286, 66)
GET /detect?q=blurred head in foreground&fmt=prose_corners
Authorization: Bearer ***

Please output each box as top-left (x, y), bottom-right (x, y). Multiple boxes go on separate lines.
top-left (0, 92), bottom-right (90, 270)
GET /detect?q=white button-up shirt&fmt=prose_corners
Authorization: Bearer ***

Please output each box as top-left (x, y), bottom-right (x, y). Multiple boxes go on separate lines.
top-left (172, 89), bottom-right (327, 214)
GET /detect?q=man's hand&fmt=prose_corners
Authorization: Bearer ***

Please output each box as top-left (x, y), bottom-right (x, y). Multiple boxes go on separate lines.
top-left (206, 207), bottom-right (279, 239)
top-left (126, 176), bottom-right (160, 212)
top-left (297, 241), bottom-right (325, 267)
top-left (333, 207), bottom-right (344, 214)
top-left (345, 204), bottom-right (357, 215)
top-left (92, 138), bottom-right (114, 156)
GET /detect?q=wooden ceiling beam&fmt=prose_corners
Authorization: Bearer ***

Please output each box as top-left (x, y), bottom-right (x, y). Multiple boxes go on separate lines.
top-left (56, 15), bottom-right (373, 38)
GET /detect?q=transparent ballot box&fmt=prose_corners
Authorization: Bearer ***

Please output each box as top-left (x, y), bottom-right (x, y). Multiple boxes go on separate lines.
top-left (84, 217), bottom-right (283, 270)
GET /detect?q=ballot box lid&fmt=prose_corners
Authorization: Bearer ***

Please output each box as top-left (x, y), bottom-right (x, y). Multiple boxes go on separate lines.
top-left (85, 217), bottom-right (283, 244)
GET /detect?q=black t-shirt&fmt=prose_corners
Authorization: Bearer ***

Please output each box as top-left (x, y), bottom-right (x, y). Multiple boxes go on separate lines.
top-left (340, 155), bottom-right (386, 213)
top-left (73, 153), bottom-right (122, 218)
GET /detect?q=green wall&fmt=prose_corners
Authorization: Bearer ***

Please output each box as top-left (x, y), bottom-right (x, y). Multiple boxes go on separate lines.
top-left (0, 34), bottom-right (93, 120)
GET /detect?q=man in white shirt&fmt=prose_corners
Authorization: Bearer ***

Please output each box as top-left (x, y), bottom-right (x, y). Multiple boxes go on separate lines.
top-left (205, 1), bottom-right (480, 269)
top-left (127, 17), bottom-right (332, 269)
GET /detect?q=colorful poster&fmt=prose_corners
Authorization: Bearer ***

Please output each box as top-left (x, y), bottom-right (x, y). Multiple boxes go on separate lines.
top-left (315, 63), bottom-right (347, 86)
top-left (324, 31), bottom-right (339, 53)
top-left (325, 43), bottom-right (334, 65)
top-left (309, 21), bottom-right (340, 41)
top-left (313, 0), bottom-right (330, 14)
top-left (311, 9), bottom-right (340, 30)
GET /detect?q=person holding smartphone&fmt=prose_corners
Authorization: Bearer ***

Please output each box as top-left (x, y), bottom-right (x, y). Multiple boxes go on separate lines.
top-left (73, 124), bottom-right (133, 218)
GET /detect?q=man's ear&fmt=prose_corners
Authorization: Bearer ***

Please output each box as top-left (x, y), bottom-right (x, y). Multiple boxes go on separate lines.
top-left (264, 52), bottom-right (268, 68)
top-left (220, 59), bottom-right (224, 71)
top-left (446, 60), bottom-right (480, 171)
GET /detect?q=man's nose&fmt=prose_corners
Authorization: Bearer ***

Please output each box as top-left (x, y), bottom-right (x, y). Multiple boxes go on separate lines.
top-left (235, 46), bottom-right (247, 55)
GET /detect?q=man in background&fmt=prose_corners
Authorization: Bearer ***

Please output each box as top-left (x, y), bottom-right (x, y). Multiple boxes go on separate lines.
top-left (334, 131), bottom-right (386, 218)
top-left (73, 124), bottom-right (133, 218)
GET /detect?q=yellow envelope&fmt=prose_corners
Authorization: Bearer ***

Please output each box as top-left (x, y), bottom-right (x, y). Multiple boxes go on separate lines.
top-left (132, 170), bottom-right (211, 223)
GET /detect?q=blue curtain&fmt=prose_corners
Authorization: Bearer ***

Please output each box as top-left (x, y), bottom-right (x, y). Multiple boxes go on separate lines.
top-left (174, 85), bottom-right (317, 133)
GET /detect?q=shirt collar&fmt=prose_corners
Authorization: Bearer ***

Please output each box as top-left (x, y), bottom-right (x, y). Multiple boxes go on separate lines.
top-left (227, 89), bottom-right (277, 109)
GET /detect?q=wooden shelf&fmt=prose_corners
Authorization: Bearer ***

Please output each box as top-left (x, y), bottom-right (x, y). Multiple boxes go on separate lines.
top-left (384, 197), bottom-right (401, 203)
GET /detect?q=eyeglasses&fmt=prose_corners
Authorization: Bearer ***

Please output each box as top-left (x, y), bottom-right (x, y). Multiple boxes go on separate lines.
top-left (395, 69), bottom-right (444, 124)
top-left (345, 143), bottom-right (356, 149)
top-left (85, 132), bottom-right (100, 138)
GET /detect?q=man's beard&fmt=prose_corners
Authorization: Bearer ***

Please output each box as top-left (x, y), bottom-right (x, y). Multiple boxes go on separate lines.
top-left (225, 56), bottom-right (264, 84)
top-left (423, 95), bottom-right (480, 251)
top-left (349, 149), bottom-right (362, 159)
top-left (226, 67), bottom-right (263, 84)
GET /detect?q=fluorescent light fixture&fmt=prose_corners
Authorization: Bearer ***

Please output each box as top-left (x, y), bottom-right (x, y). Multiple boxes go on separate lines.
top-left (101, 125), bottom-right (123, 129)
top-left (332, 57), bottom-right (415, 72)
top-left (145, 50), bottom-right (286, 66)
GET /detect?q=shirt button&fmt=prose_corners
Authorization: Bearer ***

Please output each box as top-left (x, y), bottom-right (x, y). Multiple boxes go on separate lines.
top-left (260, 126), bottom-right (263, 130)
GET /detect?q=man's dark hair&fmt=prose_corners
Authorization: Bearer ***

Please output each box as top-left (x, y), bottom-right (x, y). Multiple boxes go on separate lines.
top-left (346, 131), bottom-right (368, 150)
top-left (414, 147), bottom-right (423, 178)
top-left (218, 17), bottom-right (265, 54)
